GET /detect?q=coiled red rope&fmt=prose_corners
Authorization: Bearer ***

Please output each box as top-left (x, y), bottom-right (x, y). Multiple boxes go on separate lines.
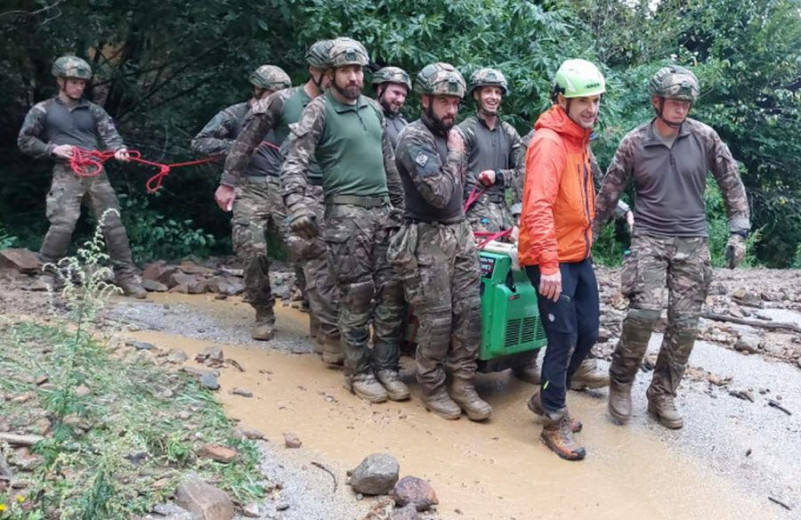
top-left (462, 183), bottom-right (515, 249)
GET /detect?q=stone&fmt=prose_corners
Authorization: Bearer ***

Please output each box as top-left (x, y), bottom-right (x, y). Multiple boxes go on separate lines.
top-left (174, 479), bottom-right (235, 520)
top-left (275, 502), bottom-right (289, 511)
top-left (178, 261), bottom-right (214, 275)
top-left (349, 453), bottom-right (400, 495)
top-left (197, 444), bottom-right (238, 463)
top-left (0, 249), bottom-right (40, 273)
top-left (284, 433), bottom-right (302, 449)
top-left (142, 261), bottom-right (168, 281)
top-left (151, 503), bottom-right (193, 519)
top-left (734, 335), bottom-right (762, 354)
top-left (242, 502), bottom-right (260, 518)
top-left (707, 373), bottom-right (733, 387)
top-left (199, 373), bottom-right (220, 391)
top-left (74, 384), bottom-right (91, 397)
top-left (13, 448), bottom-right (43, 471)
top-left (196, 346), bottom-right (224, 363)
top-left (0, 453), bottom-right (13, 480)
top-left (169, 284), bottom-right (190, 294)
top-left (188, 281), bottom-right (210, 294)
top-left (142, 279), bottom-right (169, 292)
top-left (390, 476), bottom-right (438, 512)
top-left (231, 388), bottom-right (253, 398)
top-left (390, 504), bottom-right (421, 520)
top-left (731, 288), bottom-right (762, 307)
top-left (166, 349), bottom-right (188, 364)
top-left (128, 341), bottom-right (155, 351)
top-left (9, 391), bottom-right (34, 404)
top-left (242, 429), bottom-right (265, 440)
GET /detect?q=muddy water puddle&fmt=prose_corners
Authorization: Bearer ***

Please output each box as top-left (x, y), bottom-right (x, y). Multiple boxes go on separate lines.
top-left (128, 293), bottom-right (769, 519)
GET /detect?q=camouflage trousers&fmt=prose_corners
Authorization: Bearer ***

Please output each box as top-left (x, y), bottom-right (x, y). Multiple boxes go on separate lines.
top-left (285, 186), bottom-right (340, 348)
top-left (466, 196), bottom-right (515, 236)
top-left (232, 177), bottom-right (291, 321)
top-left (40, 164), bottom-right (137, 278)
top-left (321, 203), bottom-right (403, 377)
top-left (387, 220), bottom-right (482, 394)
top-left (610, 234), bottom-right (713, 397)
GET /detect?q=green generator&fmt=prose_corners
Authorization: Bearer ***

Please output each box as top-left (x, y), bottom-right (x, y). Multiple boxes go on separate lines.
top-left (401, 241), bottom-right (547, 372)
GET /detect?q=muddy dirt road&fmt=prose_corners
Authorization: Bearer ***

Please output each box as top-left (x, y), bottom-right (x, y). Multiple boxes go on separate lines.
top-left (108, 291), bottom-right (800, 520)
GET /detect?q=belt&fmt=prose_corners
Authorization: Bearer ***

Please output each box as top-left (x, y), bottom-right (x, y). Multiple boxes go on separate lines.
top-left (485, 192), bottom-right (506, 204)
top-left (241, 175), bottom-right (278, 184)
top-left (325, 194), bottom-right (389, 208)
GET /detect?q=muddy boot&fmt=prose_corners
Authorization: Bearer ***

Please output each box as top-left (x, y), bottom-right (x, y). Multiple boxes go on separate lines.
top-left (251, 308), bottom-right (275, 341)
top-left (309, 313), bottom-right (320, 342)
top-left (569, 357), bottom-right (609, 390)
top-left (450, 379), bottom-right (492, 421)
top-left (375, 369), bottom-right (410, 401)
top-left (646, 389), bottom-right (684, 429)
top-left (540, 412), bottom-right (586, 461)
top-left (512, 355), bottom-right (541, 385)
top-left (526, 389), bottom-right (582, 433)
top-left (347, 373), bottom-right (388, 403)
top-left (116, 275), bottom-right (147, 299)
top-left (321, 334), bottom-right (344, 367)
top-left (422, 388), bottom-right (462, 420)
top-left (608, 377), bottom-right (633, 424)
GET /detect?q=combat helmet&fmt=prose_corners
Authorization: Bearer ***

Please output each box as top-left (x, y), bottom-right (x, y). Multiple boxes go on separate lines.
top-left (371, 66), bottom-right (412, 91)
top-left (52, 56), bottom-right (92, 79)
top-left (249, 65), bottom-right (291, 91)
top-left (469, 67), bottom-right (509, 95)
top-left (305, 39), bottom-right (333, 69)
top-left (328, 37), bottom-right (369, 68)
top-left (415, 63), bottom-right (466, 98)
top-left (648, 65), bottom-right (699, 103)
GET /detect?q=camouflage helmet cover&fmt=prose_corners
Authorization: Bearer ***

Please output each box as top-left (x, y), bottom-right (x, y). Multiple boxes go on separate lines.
top-left (305, 39), bottom-right (333, 69)
top-left (371, 66), bottom-right (412, 91)
top-left (648, 65), bottom-right (700, 103)
top-left (249, 65), bottom-right (292, 91)
top-left (52, 56), bottom-right (92, 79)
top-left (414, 62), bottom-right (466, 98)
top-left (328, 37), bottom-right (369, 68)
top-left (469, 67), bottom-right (509, 95)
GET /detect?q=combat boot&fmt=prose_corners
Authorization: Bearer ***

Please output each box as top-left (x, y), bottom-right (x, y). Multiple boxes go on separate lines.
top-left (251, 308), bottom-right (275, 341)
top-left (321, 334), bottom-right (344, 367)
top-left (646, 390), bottom-right (684, 429)
top-left (375, 369), bottom-right (410, 401)
top-left (116, 275), bottom-right (147, 299)
top-left (569, 358), bottom-right (610, 390)
top-left (450, 379), bottom-right (492, 421)
top-left (540, 413), bottom-right (586, 461)
top-left (347, 373), bottom-right (388, 403)
top-left (526, 389), bottom-right (582, 433)
top-left (608, 377), bottom-right (633, 424)
top-left (512, 350), bottom-right (541, 384)
top-left (421, 388), bottom-right (462, 420)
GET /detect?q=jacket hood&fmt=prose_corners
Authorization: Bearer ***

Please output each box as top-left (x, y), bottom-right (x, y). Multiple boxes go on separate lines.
top-left (534, 105), bottom-right (592, 145)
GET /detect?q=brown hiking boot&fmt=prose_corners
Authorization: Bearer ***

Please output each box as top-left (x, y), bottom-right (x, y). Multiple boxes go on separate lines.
top-left (422, 388), bottom-right (461, 420)
top-left (540, 414), bottom-right (586, 461)
top-left (375, 369), bottom-right (410, 401)
top-left (526, 389), bottom-right (582, 433)
top-left (450, 379), bottom-right (492, 421)
top-left (646, 391), bottom-right (684, 429)
top-left (608, 378), bottom-right (633, 424)
top-left (116, 275), bottom-right (147, 299)
top-left (570, 358), bottom-right (609, 390)
top-left (251, 308), bottom-right (275, 341)
top-left (347, 373), bottom-right (388, 403)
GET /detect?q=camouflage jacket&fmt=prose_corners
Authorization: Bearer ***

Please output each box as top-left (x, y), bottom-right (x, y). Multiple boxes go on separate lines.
top-left (281, 92), bottom-right (404, 209)
top-left (458, 114), bottom-right (524, 203)
top-left (18, 97), bottom-right (124, 159)
top-left (191, 100), bottom-right (280, 177)
top-left (594, 117), bottom-right (750, 237)
top-left (395, 114), bottom-right (466, 224)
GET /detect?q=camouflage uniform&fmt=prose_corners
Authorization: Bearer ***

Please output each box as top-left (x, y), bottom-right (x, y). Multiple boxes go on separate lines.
top-left (17, 95), bottom-right (141, 287)
top-left (372, 66), bottom-right (412, 150)
top-left (281, 82), bottom-right (405, 388)
top-left (221, 84), bottom-right (341, 357)
top-left (594, 117), bottom-right (750, 416)
top-left (193, 100), bottom-right (288, 322)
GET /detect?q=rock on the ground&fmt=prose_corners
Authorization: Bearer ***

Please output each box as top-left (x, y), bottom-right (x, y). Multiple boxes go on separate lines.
top-left (349, 453), bottom-right (400, 495)
top-left (142, 279), bottom-right (169, 292)
top-left (150, 503), bottom-right (193, 520)
top-left (183, 367), bottom-right (220, 390)
top-left (174, 479), bottom-right (235, 520)
top-left (390, 504), bottom-right (421, 520)
top-left (166, 349), bottom-right (188, 364)
top-left (196, 346), bottom-right (224, 363)
top-left (390, 476), bottom-right (438, 512)
top-left (284, 432), bottom-right (302, 449)
top-left (735, 335), bottom-right (762, 354)
top-left (0, 453), bottom-right (13, 480)
top-left (142, 261), bottom-right (167, 281)
top-left (231, 388), bottom-right (253, 398)
top-left (197, 444), bottom-right (238, 463)
top-left (128, 340), bottom-right (155, 351)
top-left (0, 248), bottom-right (40, 273)
top-left (241, 502), bottom-right (260, 518)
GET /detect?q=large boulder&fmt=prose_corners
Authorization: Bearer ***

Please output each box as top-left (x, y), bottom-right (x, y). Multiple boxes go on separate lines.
top-left (349, 453), bottom-right (400, 495)
top-left (174, 480), bottom-right (234, 520)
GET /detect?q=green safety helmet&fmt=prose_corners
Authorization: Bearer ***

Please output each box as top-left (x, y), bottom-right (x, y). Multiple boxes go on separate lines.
top-left (648, 65), bottom-right (700, 103)
top-left (414, 62), bottom-right (466, 98)
top-left (553, 59), bottom-right (606, 98)
top-left (328, 37), bottom-right (369, 68)
top-left (52, 56), bottom-right (92, 79)
top-left (305, 39), bottom-right (333, 69)
top-left (469, 67), bottom-right (509, 95)
top-left (371, 66), bottom-right (412, 91)
top-left (249, 65), bottom-right (291, 91)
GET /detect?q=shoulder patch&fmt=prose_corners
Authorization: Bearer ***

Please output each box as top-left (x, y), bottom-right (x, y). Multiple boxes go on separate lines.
top-left (415, 151), bottom-right (429, 167)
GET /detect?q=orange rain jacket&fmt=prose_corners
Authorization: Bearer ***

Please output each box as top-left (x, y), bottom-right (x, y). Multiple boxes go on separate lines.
top-left (518, 105), bottom-right (595, 275)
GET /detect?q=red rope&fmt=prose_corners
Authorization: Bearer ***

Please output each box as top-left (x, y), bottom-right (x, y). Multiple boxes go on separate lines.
top-left (474, 228), bottom-right (512, 249)
top-left (463, 183), bottom-right (486, 213)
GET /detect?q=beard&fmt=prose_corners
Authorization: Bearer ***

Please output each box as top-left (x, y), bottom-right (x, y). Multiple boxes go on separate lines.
top-left (380, 97), bottom-right (401, 116)
top-left (425, 104), bottom-right (455, 135)
top-left (334, 81), bottom-right (362, 100)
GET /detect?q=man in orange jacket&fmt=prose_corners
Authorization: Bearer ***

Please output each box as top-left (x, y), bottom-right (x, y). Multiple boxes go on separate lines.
top-left (518, 59), bottom-right (605, 461)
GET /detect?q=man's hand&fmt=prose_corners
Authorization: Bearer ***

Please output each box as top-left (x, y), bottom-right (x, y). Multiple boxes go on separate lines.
top-left (539, 270), bottom-right (562, 302)
top-left (114, 147), bottom-right (130, 162)
top-left (725, 234), bottom-right (746, 269)
top-left (478, 170), bottom-right (496, 186)
top-left (52, 144), bottom-right (74, 159)
top-left (214, 185), bottom-right (236, 212)
top-left (288, 202), bottom-right (318, 239)
top-left (447, 128), bottom-right (464, 153)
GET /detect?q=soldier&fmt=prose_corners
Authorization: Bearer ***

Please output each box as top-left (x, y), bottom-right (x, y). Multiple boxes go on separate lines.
top-left (594, 65), bottom-right (750, 429)
top-left (519, 59), bottom-right (607, 460)
top-left (389, 62), bottom-right (492, 421)
top-left (281, 37), bottom-right (408, 403)
top-left (17, 56), bottom-right (146, 298)
top-left (192, 64), bottom-right (292, 340)
top-left (372, 66), bottom-right (411, 150)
